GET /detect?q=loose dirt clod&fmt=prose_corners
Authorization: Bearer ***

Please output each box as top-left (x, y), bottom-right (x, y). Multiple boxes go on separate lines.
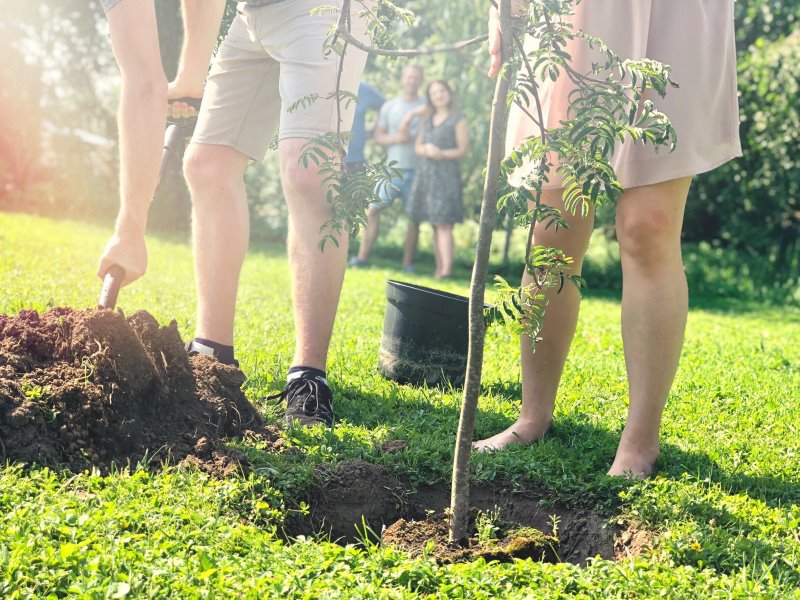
top-left (0, 307), bottom-right (281, 475)
top-left (381, 513), bottom-right (560, 564)
top-left (379, 439), bottom-right (408, 454)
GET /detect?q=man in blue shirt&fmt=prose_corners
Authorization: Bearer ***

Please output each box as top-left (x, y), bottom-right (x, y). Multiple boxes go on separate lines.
top-left (349, 64), bottom-right (425, 271)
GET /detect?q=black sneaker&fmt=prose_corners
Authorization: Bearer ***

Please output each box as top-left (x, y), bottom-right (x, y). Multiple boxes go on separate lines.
top-left (185, 340), bottom-right (239, 367)
top-left (267, 371), bottom-right (334, 428)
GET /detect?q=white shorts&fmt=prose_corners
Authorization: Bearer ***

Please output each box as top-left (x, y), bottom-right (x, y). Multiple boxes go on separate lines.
top-left (507, 0), bottom-right (742, 190)
top-left (193, 1), bottom-right (371, 161)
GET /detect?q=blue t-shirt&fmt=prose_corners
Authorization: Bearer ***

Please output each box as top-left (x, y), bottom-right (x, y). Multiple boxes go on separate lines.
top-left (377, 96), bottom-right (426, 170)
top-left (345, 82), bottom-right (385, 164)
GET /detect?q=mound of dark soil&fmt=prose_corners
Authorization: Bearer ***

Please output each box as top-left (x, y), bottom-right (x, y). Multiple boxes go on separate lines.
top-left (0, 307), bottom-right (281, 475)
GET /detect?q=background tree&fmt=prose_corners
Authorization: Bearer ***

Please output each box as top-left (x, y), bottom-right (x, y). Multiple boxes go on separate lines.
top-left (0, 42), bottom-right (43, 203)
top-left (0, 0), bottom-right (188, 225)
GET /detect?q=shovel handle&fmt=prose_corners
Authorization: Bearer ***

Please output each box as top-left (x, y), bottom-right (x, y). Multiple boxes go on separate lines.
top-left (159, 97), bottom-right (203, 181)
top-left (159, 122), bottom-right (183, 181)
top-left (98, 265), bottom-right (125, 309)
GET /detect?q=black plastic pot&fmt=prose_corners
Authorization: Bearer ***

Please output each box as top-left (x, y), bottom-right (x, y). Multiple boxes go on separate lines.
top-left (378, 280), bottom-right (471, 387)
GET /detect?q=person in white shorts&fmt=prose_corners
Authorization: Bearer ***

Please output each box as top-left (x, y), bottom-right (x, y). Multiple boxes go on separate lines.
top-left (182, 0), bottom-right (371, 428)
top-left (97, 0), bottom-right (225, 287)
top-left (476, 0), bottom-right (742, 478)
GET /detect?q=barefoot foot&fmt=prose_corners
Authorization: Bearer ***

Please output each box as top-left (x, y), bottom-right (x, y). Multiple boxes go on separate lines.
top-left (607, 438), bottom-right (660, 478)
top-left (473, 418), bottom-right (552, 452)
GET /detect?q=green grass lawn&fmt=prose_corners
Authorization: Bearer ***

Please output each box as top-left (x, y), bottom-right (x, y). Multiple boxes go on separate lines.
top-left (1, 211), bottom-right (799, 598)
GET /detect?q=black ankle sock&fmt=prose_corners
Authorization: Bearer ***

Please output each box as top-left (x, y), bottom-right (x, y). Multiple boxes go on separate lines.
top-left (194, 337), bottom-right (235, 365)
top-left (287, 365), bottom-right (327, 381)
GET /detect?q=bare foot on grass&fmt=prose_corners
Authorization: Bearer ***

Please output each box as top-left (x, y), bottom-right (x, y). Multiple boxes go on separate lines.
top-left (473, 418), bottom-right (552, 452)
top-left (607, 433), bottom-right (660, 478)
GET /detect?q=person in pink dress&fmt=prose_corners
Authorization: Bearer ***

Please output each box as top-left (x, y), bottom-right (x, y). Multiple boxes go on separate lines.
top-left (477, 0), bottom-right (742, 477)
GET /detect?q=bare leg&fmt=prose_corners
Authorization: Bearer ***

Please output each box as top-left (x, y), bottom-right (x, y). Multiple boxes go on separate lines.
top-left (98, 1), bottom-right (167, 284)
top-left (183, 143), bottom-right (251, 345)
top-left (608, 177), bottom-right (691, 477)
top-left (475, 189), bottom-right (595, 450)
top-left (280, 138), bottom-right (348, 370)
top-left (355, 205), bottom-right (381, 263)
top-left (435, 223), bottom-right (454, 278)
top-left (403, 222), bottom-right (419, 270)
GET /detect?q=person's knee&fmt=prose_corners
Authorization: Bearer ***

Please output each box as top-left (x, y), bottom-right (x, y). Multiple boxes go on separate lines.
top-left (367, 205), bottom-right (382, 224)
top-left (184, 144), bottom-right (247, 198)
top-left (532, 222), bottom-right (582, 260)
top-left (123, 71), bottom-right (168, 105)
top-left (184, 145), bottom-right (219, 191)
top-left (279, 144), bottom-right (332, 217)
top-left (282, 159), bottom-right (325, 208)
top-left (616, 205), bottom-right (678, 264)
top-left (280, 140), bottom-right (317, 184)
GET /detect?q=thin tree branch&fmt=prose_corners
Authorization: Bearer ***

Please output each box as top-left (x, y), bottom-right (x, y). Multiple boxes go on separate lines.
top-left (334, 13), bottom-right (349, 155)
top-left (338, 0), bottom-right (487, 57)
top-left (512, 98), bottom-right (543, 130)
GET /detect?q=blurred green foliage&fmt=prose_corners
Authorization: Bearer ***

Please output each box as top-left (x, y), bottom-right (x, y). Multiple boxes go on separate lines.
top-left (0, 0), bottom-right (798, 297)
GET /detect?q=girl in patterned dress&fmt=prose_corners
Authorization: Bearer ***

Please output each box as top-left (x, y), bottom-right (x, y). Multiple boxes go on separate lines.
top-left (405, 81), bottom-right (470, 279)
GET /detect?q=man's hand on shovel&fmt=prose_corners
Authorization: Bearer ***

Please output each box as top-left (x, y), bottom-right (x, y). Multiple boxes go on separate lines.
top-left (96, 91), bottom-right (201, 308)
top-left (161, 96), bottom-right (202, 175)
top-left (97, 218), bottom-right (147, 303)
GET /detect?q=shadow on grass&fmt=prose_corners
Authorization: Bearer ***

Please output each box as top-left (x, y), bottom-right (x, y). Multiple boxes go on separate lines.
top-left (333, 377), bottom-right (799, 509)
top-left (688, 294), bottom-right (800, 322)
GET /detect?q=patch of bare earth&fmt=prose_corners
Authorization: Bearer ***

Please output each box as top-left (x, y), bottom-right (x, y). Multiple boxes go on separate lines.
top-left (297, 458), bottom-right (654, 566)
top-left (0, 307), bottom-right (282, 476)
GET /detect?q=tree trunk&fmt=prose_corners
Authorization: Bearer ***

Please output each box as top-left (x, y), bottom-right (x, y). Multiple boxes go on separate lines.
top-left (0, 41), bottom-right (43, 194)
top-left (449, 0), bottom-right (514, 544)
